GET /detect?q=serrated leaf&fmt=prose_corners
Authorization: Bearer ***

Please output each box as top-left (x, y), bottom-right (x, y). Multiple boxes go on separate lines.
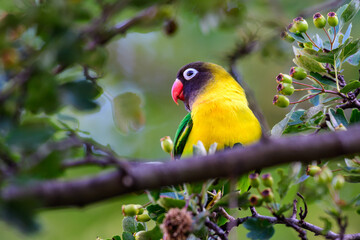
top-left (350, 109), bottom-right (360, 124)
top-left (113, 92), bottom-right (145, 135)
top-left (295, 55), bottom-right (326, 73)
top-left (345, 50), bottom-right (360, 65)
top-left (343, 23), bottom-right (352, 43)
top-left (340, 80), bottom-right (360, 93)
top-left (309, 72), bottom-right (337, 87)
top-left (339, 0), bottom-right (360, 31)
top-left (122, 217), bottom-right (136, 234)
top-left (271, 105), bottom-right (297, 137)
top-left (147, 204), bottom-right (165, 223)
top-left (301, 48), bottom-right (335, 64)
top-left (329, 108), bottom-right (348, 127)
top-left (342, 39), bottom-right (360, 61)
top-left (288, 110), bottom-right (305, 126)
top-left (244, 218), bottom-right (275, 240)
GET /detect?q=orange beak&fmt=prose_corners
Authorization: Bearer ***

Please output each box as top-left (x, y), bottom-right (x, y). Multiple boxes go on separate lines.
top-left (171, 78), bottom-right (184, 105)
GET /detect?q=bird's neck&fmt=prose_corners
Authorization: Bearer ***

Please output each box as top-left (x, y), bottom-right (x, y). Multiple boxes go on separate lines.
top-left (190, 75), bottom-right (248, 111)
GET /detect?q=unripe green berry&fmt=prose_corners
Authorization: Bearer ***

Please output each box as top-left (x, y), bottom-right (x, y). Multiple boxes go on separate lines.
top-left (134, 231), bottom-right (148, 240)
top-left (313, 12), bottom-right (326, 28)
top-left (160, 136), bottom-right (173, 154)
top-left (122, 204), bottom-right (138, 216)
top-left (276, 73), bottom-right (292, 84)
top-left (280, 31), bottom-right (295, 43)
top-left (306, 165), bottom-right (321, 176)
top-left (261, 188), bottom-right (274, 203)
top-left (327, 12), bottom-right (338, 27)
top-left (136, 211), bottom-right (151, 222)
top-left (273, 95), bottom-right (290, 108)
top-left (293, 17), bottom-right (308, 33)
top-left (287, 23), bottom-right (298, 33)
top-left (249, 173), bottom-right (260, 188)
top-left (332, 175), bottom-right (345, 190)
top-left (317, 167), bottom-right (333, 184)
top-left (290, 67), bottom-right (307, 80)
top-left (277, 83), bottom-right (295, 96)
top-left (249, 194), bottom-right (263, 207)
top-left (261, 173), bottom-right (274, 188)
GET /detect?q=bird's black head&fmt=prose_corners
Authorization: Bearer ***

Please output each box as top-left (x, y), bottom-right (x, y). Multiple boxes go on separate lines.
top-left (172, 62), bottom-right (213, 111)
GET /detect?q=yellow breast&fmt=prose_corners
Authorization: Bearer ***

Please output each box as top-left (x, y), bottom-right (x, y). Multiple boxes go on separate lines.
top-left (182, 65), bottom-right (262, 156)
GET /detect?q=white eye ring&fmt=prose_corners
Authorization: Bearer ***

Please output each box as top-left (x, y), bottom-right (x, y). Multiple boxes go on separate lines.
top-left (183, 68), bottom-right (198, 80)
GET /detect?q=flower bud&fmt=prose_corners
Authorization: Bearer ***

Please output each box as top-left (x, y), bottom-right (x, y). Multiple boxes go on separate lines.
top-left (249, 194), bottom-right (263, 207)
top-left (273, 95), bottom-right (290, 108)
top-left (313, 12), bottom-right (326, 28)
top-left (249, 173), bottom-right (260, 188)
top-left (261, 188), bottom-right (274, 203)
top-left (290, 67), bottom-right (307, 80)
top-left (280, 31), bottom-right (295, 43)
top-left (136, 211), bottom-right (151, 222)
top-left (287, 23), bottom-right (298, 33)
top-left (261, 173), bottom-right (274, 188)
top-left (122, 204), bottom-right (143, 216)
top-left (293, 17), bottom-right (308, 33)
top-left (317, 167), bottom-right (333, 184)
top-left (160, 136), bottom-right (173, 154)
top-left (276, 73), bottom-right (292, 84)
top-left (332, 175), bottom-right (345, 190)
top-left (277, 83), bottom-right (295, 96)
top-left (327, 12), bottom-right (338, 27)
top-left (306, 165), bottom-right (321, 176)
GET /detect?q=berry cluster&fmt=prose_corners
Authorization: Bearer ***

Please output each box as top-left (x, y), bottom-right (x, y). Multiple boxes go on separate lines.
top-left (248, 173), bottom-right (275, 207)
top-left (275, 12), bottom-right (343, 108)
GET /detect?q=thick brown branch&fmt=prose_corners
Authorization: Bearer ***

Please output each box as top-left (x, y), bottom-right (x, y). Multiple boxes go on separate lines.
top-left (2, 125), bottom-right (360, 208)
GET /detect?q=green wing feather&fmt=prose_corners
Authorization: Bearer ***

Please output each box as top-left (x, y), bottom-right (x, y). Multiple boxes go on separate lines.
top-left (173, 112), bottom-right (193, 158)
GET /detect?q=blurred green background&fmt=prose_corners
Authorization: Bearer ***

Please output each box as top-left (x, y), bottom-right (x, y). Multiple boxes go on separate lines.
top-left (1, 0), bottom-right (360, 239)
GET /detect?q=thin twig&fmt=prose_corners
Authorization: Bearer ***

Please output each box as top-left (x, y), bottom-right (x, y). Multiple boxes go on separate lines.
top-left (305, 32), bottom-right (321, 49)
top-left (205, 220), bottom-right (228, 240)
top-left (297, 192), bottom-right (308, 221)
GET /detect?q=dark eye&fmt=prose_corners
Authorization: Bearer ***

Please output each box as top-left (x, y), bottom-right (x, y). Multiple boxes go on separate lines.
top-left (183, 68), bottom-right (198, 80)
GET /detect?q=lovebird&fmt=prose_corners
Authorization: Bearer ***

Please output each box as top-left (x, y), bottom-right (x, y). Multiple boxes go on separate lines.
top-left (171, 62), bottom-right (262, 159)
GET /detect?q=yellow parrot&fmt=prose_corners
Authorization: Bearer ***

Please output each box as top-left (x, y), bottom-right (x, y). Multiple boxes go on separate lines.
top-left (171, 62), bottom-right (262, 158)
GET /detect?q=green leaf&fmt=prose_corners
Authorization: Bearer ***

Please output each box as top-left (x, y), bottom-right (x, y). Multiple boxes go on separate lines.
top-left (60, 80), bottom-right (102, 111)
top-left (288, 110), bottom-right (305, 126)
top-left (113, 92), bottom-right (145, 135)
top-left (146, 204), bottom-right (166, 222)
top-left (350, 109), bottom-right (360, 124)
top-left (309, 72), bottom-right (337, 88)
top-left (342, 39), bottom-right (360, 61)
top-left (301, 48), bottom-right (335, 64)
top-left (276, 169), bottom-right (291, 199)
top-left (319, 217), bottom-right (332, 235)
top-left (142, 225), bottom-right (163, 240)
top-left (158, 197), bottom-right (186, 210)
top-left (329, 108), bottom-right (348, 127)
top-left (271, 105), bottom-right (297, 137)
top-left (122, 217), bottom-right (136, 234)
top-left (294, 55), bottom-right (326, 73)
top-left (212, 192), bottom-right (250, 209)
top-left (112, 236), bottom-right (121, 240)
top-left (26, 151), bottom-right (64, 179)
top-left (339, 0), bottom-right (360, 31)
top-left (122, 232), bottom-right (135, 240)
top-left (344, 175), bottom-right (360, 182)
top-left (6, 120), bottom-right (55, 150)
top-left (288, 32), bottom-right (307, 43)
top-left (340, 80), bottom-right (360, 93)
top-left (275, 203), bottom-right (292, 215)
top-left (244, 218), bottom-right (275, 240)
top-left (346, 50), bottom-right (360, 65)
